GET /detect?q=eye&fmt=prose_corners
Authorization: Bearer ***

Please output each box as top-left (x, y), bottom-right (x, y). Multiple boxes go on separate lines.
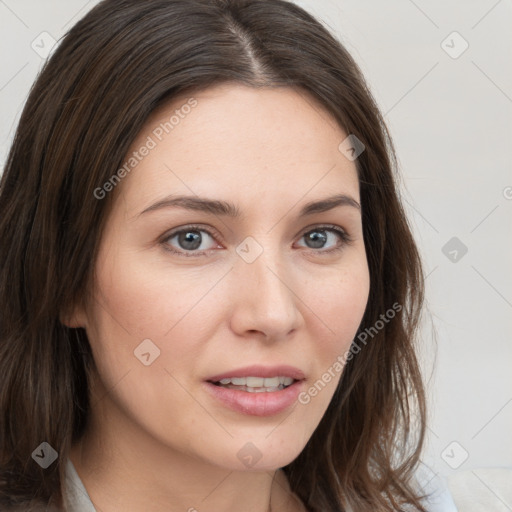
top-left (162, 225), bottom-right (221, 257)
top-left (296, 225), bottom-right (352, 254)
top-left (161, 224), bottom-right (352, 257)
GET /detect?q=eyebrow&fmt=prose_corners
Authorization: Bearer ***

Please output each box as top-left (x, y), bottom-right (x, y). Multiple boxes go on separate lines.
top-left (138, 193), bottom-right (361, 219)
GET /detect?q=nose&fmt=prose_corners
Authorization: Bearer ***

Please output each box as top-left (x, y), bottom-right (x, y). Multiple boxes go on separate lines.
top-left (229, 241), bottom-right (304, 342)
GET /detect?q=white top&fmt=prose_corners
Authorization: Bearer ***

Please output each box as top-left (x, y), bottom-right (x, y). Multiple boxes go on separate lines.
top-left (412, 463), bottom-right (459, 511)
top-left (447, 467), bottom-right (512, 511)
top-left (63, 459), bottom-right (96, 512)
top-left (62, 458), bottom-right (458, 511)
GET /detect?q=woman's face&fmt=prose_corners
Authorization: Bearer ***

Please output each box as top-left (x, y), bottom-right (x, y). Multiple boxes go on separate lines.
top-left (76, 83), bottom-right (370, 471)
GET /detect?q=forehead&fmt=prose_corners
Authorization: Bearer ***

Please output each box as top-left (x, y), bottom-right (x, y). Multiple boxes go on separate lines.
top-left (115, 83), bottom-right (360, 215)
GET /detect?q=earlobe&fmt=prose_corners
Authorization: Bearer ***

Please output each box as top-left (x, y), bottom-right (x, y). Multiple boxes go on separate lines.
top-left (59, 304), bottom-right (87, 328)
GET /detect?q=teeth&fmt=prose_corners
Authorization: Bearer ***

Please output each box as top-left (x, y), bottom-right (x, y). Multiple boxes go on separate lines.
top-left (246, 377), bottom-right (265, 387)
top-left (214, 376), bottom-right (296, 390)
top-left (263, 377), bottom-right (279, 387)
top-left (220, 384), bottom-right (286, 392)
top-left (215, 376), bottom-right (295, 387)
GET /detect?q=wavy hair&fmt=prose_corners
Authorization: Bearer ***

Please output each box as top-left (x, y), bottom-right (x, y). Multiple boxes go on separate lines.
top-left (0, 0), bottom-right (427, 510)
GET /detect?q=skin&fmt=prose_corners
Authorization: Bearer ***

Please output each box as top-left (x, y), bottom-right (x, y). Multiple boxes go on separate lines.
top-left (67, 83), bottom-right (370, 512)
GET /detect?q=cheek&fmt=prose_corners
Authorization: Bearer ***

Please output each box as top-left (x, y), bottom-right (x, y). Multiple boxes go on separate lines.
top-left (297, 258), bottom-right (369, 408)
top-left (308, 258), bottom-right (370, 349)
top-left (90, 243), bottom-right (227, 343)
top-left (83, 252), bottom-right (228, 452)
top-left (84, 247), bottom-right (192, 393)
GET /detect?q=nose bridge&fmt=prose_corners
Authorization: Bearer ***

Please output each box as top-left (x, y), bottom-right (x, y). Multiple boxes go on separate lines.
top-left (240, 239), bottom-right (288, 298)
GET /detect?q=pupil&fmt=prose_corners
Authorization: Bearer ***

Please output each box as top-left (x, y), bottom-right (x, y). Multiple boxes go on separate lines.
top-left (307, 230), bottom-right (326, 249)
top-left (179, 231), bottom-right (201, 250)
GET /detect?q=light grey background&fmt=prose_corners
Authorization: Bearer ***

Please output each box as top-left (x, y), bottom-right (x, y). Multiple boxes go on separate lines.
top-left (1, 0), bottom-right (511, 484)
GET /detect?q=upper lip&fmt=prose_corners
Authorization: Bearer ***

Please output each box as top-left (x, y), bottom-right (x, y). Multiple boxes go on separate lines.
top-left (206, 365), bottom-right (306, 382)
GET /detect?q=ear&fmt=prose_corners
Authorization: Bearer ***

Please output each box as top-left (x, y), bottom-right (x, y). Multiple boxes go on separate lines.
top-left (60, 302), bottom-right (87, 328)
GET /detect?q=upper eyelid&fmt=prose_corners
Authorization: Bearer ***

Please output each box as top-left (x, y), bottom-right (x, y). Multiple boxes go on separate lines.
top-left (162, 224), bottom-right (223, 244)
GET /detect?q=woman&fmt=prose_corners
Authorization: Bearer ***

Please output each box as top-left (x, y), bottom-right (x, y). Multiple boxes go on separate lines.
top-left (0, 0), bottom-right (457, 510)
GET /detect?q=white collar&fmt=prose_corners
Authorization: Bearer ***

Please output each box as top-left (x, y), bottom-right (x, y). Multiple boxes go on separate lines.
top-left (63, 458), bottom-right (97, 512)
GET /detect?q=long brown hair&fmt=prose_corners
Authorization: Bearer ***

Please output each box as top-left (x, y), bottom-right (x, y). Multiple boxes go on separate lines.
top-left (0, 0), bottom-right (427, 510)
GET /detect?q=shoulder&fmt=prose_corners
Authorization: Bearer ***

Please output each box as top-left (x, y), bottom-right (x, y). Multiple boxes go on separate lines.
top-left (446, 467), bottom-right (512, 511)
top-left (62, 458), bottom-right (96, 512)
top-left (413, 463), bottom-right (458, 512)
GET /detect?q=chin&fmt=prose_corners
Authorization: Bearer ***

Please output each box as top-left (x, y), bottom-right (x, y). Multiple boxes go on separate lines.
top-left (198, 433), bottom-right (308, 473)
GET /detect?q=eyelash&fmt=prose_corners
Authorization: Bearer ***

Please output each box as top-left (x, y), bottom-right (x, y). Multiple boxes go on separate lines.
top-left (160, 224), bottom-right (353, 258)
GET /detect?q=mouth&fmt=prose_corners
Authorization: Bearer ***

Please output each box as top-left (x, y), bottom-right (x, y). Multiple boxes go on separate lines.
top-left (203, 365), bottom-right (306, 416)
top-left (208, 376), bottom-right (297, 393)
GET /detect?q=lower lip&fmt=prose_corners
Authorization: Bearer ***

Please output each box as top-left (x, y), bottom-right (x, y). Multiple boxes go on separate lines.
top-left (203, 380), bottom-right (305, 417)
